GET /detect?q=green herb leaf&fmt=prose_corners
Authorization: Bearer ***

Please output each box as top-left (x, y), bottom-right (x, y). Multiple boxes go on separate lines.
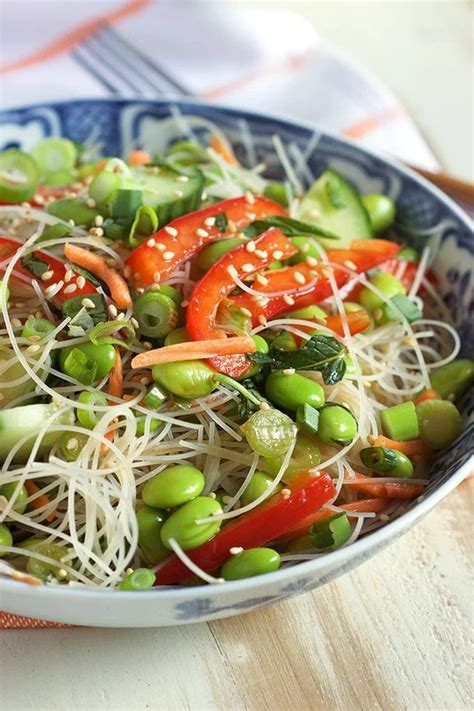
top-left (70, 264), bottom-right (103, 288)
top-left (243, 216), bottom-right (338, 240)
top-left (62, 293), bottom-right (107, 326)
top-left (20, 253), bottom-right (50, 278)
top-left (382, 295), bottom-right (423, 323)
top-left (89, 320), bottom-right (136, 349)
top-left (325, 175), bottom-right (346, 209)
top-left (38, 223), bottom-right (71, 244)
top-left (214, 211), bottom-right (228, 232)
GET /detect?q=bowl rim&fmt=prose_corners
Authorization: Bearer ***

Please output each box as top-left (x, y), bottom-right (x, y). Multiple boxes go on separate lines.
top-left (0, 97), bottom-right (472, 606)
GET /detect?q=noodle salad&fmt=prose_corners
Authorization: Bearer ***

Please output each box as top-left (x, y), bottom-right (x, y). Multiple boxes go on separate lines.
top-left (0, 133), bottom-right (471, 591)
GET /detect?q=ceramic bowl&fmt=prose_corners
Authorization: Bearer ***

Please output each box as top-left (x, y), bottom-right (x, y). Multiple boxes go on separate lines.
top-left (0, 99), bottom-right (472, 627)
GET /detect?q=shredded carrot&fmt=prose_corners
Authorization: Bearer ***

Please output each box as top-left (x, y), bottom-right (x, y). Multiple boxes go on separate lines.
top-left (101, 348), bottom-right (123, 454)
top-left (369, 435), bottom-right (424, 458)
top-left (128, 149), bottom-right (151, 166)
top-left (131, 335), bottom-right (256, 369)
top-left (345, 474), bottom-right (425, 500)
top-left (64, 243), bottom-right (132, 309)
top-left (209, 135), bottom-right (239, 166)
top-left (95, 158), bottom-right (108, 172)
top-left (24, 480), bottom-right (57, 523)
top-left (278, 497), bottom-right (390, 542)
top-left (414, 389), bottom-right (441, 405)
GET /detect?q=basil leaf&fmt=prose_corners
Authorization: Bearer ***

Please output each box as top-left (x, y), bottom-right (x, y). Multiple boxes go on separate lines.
top-left (243, 216), bottom-right (338, 240)
top-left (20, 253), bottom-right (50, 278)
top-left (214, 211), bottom-right (228, 232)
top-left (71, 264), bottom-right (103, 288)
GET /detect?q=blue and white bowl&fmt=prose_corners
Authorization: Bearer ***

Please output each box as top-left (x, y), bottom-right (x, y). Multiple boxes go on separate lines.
top-left (0, 99), bottom-right (472, 627)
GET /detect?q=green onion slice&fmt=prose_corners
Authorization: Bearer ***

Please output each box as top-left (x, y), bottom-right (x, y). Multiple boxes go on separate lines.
top-left (76, 391), bottom-right (108, 429)
top-left (359, 446), bottom-right (399, 473)
top-left (133, 292), bottom-right (178, 339)
top-left (89, 320), bottom-right (136, 349)
top-left (0, 149), bottom-right (40, 203)
top-left (32, 138), bottom-right (77, 175)
top-left (296, 403), bottom-right (320, 434)
top-left (22, 318), bottom-right (55, 341)
top-left (129, 205), bottom-right (158, 247)
top-left (143, 384), bottom-right (167, 410)
top-left (59, 432), bottom-right (89, 461)
top-left (62, 348), bottom-right (98, 386)
top-left (310, 512), bottom-right (352, 550)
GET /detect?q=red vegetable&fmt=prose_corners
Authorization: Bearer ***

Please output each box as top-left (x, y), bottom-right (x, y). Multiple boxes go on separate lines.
top-left (186, 228), bottom-right (297, 377)
top-left (154, 472), bottom-right (335, 585)
top-left (0, 236), bottom-right (96, 305)
top-left (325, 310), bottom-right (372, 336)
top-left (125, 195), bottom-right (286, 288)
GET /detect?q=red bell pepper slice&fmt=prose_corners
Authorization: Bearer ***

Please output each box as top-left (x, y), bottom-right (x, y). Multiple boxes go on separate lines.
top-left (125, 195), bottom-right (286, 288)
top-left (0, 236), bottom-right (97, 306)
top-left (186, 228), bottom-right (297, 377)
top-left (154, 472), bottom-right (335, 586)
top-left (230, 239), bottom-right (401, 326)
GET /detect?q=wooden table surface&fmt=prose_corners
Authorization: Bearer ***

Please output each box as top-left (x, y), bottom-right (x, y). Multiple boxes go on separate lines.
top-left (1, 479), bottom-right (472, 711)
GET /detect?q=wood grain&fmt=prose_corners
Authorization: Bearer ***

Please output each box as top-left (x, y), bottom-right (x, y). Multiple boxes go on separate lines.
top-left (0, 481), bottom-right (471, 711)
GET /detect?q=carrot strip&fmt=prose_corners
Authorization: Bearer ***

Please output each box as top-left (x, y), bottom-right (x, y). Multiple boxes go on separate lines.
top-left (101, 348), bottom-right (123, 454)
top-left (128, 150), bottom-right (151, 166)
top-left (24, 480), bottom-right (57, 523)
top-left (209, 135), bottom-right (239, 166)
top-left (369, 435), bottom-right (424, 457)
top-left (64, 243), bottom-right (132, 309)
top-left (131, 335), bottom-right (256, 369)
top-left (345, 474), bottom-right (425, 499)
top-left (414, 389), bottom-right (441, 405)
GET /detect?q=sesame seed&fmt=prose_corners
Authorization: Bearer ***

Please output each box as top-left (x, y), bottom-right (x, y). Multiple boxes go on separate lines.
top-left (147, 238), bottom-right (156, 248)
top-left (149, 284), bottom-right (161, 291)
top-left (44, 283), bottom-right (59, 296)
top-left (117, 312), bottom-right (125, 321)
top-left (66, 437), bottom-right (78, 450)
top-left (153, 272), bottom-right (161, 283)
top-left (108, 304), bottom-right (118, 317)
top-left (246, 212), bottom-right (256, 221)
top-left (15, 302), bottom-right (25, 308)
top-left (94, 215), bottom-right (104, 227)
top-left (256, 297), bottom-right (270, 308)
top-left (306, 256), bottom-right (318, 267)
top-left (124, 266), bottom-right (131, 278)
top-left (41, 270), bottom-right (54, 282)
top-left (272, 250), bottom-right (283, 260)
top-left (309, 208), bottom-right (321, 218)
top-left (28, 335), bottom-right (41, 343)
top-left (82, 298), bottom-right (96, 309)
top-left (259, 401), bottom-right (271, 410)
top-left (181, 300), bottom-right (189, 308)
top-left (196, 228), bottom-right (209, 238)
top-left (163, 251), bottom-right (175, 261)
top-left (176, 175), bottom-right (189, 182)
top-left (156, 242), bottom-right (166, 251)
top-left (201, 191), bottom-right (208, 201)
top-left (86, 197), bottom-right (96, 208)
top-left (26, 344), bottom-right (41, 353)
top-left (344, 260), bottom-right (357, 270)
top-left (245, 240), bottom-right (256, 253)
top-left (139, 376), bottom-right (151, 385)
top-left (173, 190), bottom-right (183, 198)
top-left (373, 308), bottom-right (383, 321)
top-left (301, 243), bottom-right (310, 253)
top-left (245, 191), bottom-right (255, 205)
top-left (283, 368), bottom-right (295, 376)
top-left (11, 318), bottom-right (22, 329)
top-left (164, 226), bottom-right (178, 237)
top-left (208, 492), bottom-right (217, 499)
top-left (76, 276), bottom-right (86, 289)
top-left (258, 314), bottom-right (268, 326)
top-left (63, 284), bottom-right (77, 295)
top-left (57, 569), bottom-right (68, 579)
top-left (379, 513), bottom-right (390, 523)
top-left (131, 317), bottom-right (139, 329)
top-left (309, 270), bottom-right (319, 279)
top-left (136, 287), bottom-right (145, 294)
top-left (204, 216), bottom-right (216, 228)
top-left (241, 263), bottom-right (254, 274)
top-left (143, 341), bottom-right (153, 350)
top-left (64, 269), bottom-right (74, 283)
top-left (281, 488), bottom-right (291, 498)
top-left (68, 219), bottom-right (75, 226)
top-left (255, 249), bottom-right (268, 259)
top-left (294, 271), bottom-right (306, 285)
top-left (256, 273), bottom-right (269, 286)
top-left (230, 546), bottom-right (244, 555)
top-left (34, 311), bottom-right (42, 319)
top-left (240, 307), bottom-right (252, 317)
top-left (417, 495), bottom-right (425, 503)
top-left (283, 294), bottom-right (295, 305)
top-left (227, 219), bottom-right (237, 233)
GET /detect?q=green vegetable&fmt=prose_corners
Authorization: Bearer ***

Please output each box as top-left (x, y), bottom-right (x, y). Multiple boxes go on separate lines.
top-left (132, 164), bottom-right (204, 226)
top-left (38, 223), bottom-right (71, 244)
top-left (296, 403), bottom-right (320, 434)
top-left (76, 391), bottom-right (108, 429)
top-left (0, 149), bottom-right (40, 202)
top-left (265, 371), bottom-right (325, 411)
top-left (270, 332), bottom-right (298, 351)
top-left (196, 237), bottom-right (247, 272)
top-left (59, 342), bottom-right (116, 384)
top-left (288, 235), bottom-right (323, 265)
top-left (157, 285), bottom-right (181, 304)
top-left (238, 334), bottom-right (269, 380)
top-left (416, 399), bottom-right (463, 450)
top-left (142, 384), bottom-right (167, 409)
top-left (429, 359), bottom-right (474, 400)
top-left (311, 512), bottom-right (352, 550)
top-left (0, 403), bottom-right (74, 463)
top-left (241, 471), bottom-right (281, 507)
top-left (1, 481), bottom-right (28, 514)
top-left (48, 198), bottom-right (98, 227)
top-left (249, 333), bottom-right (346, 385)
top-left (21, 318), bottom-right (55, 341)
top-left (0, 347), bottom-right (50, 406)
top-left (89, 320), bottom-right (136, 349)
top-left (298, 168), bottom-right (372, 248)
top-left (20, 252), bottom-right (50, 279)
top-left (359, 272), bottom-right (406, 312)
top-left (164, 327), bottom-right (189, 346)
top-left (397, 246), bottom-right (419, 262)
top-left (59, 432), bottom-right (89, 461)
top-left (135, 413), bottom-right (162, 437)
top-left (317, 404), bottom-right (358, 446)
top-left (111, 188), bottom-right (143, 219)
top-left (381, 401), bottom-right (419, 441)
top-left (25, 541), bottom-right (71, 581)
top-left (62, 293), bottom-right (107, 327)
top-left (0, 523), bottom-right (12, 554)
top-left (142, 464), bottom-right (205, 509)
top-left (241, 408), bottom-right (297, 458)
top-left (136, 505), bottom-right (169, 564)
top-left (88, 170), bottom-right (121, 206)
top-left (221, 547), bottom-right (281, 580)
top-left (264, 182), bottom-right (290, 207)
top-left (129, 205), bottom-right (158, 247)
top-left (44, 171), bottom-right (75, 187)
top-left (379, 295), bottom-right (422, 324)
top-left (153, 360), bottom-right (216, 400)
top-left (120, 568), bottom-right (155, 591)
top-left (160, 496), bottom-right (223, 551)
top-left (282, 304), bottom-right (327, 322)
top-left (32, 138), bottom-right (77, 176)
top-left (133, 291), bottom-right (178, 339)
top-left (359, 447), bottom-right (414, 478)
top-left (244, 215), bottom-right (337, 241)
top-left (264, 432), bottom-right (321, 479)
top-left (362, 194), bottom-right (396, 233)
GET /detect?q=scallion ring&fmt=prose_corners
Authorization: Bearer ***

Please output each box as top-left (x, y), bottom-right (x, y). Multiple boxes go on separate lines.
top-left (133, 291), bottom-right (178, 339)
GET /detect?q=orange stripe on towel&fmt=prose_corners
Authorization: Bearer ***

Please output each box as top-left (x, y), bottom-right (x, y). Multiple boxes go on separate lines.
top-left (342, 105), bottom-right (405, 139)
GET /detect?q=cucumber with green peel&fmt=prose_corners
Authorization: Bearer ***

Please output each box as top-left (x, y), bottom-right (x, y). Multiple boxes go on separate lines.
top-left (298, 168), bottom-right (373, 248)
top-left (0, 403), bottom-right (74, 463)
top-left (131, 165), bottom-right (204, 226)
top-left (0, 348), bottom-right (51, 407)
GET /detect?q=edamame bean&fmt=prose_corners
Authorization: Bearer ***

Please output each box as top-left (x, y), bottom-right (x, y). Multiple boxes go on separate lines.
top-left (152, 360), bottom-right (216, 399)
top-left (1, 481), bottom-right (28, 514)
top-left (271, 332), bottom-right (298, 351)
top-left (283, 305), bottom-right (327, 322)
top-left (120, 568), bottom-right (155, 591)
top-left (241, 408), bottom-right (297, 457)
top-left (265, 371), bottom-right (325, 411)
top-left (0, 523), bottom-right (12, 554)
top-left (160, 496), bottom-right (223, 550)
top-left (25, 541), bottom-right (70, 581)
top-left (317, 404), bottom-right (358, 446)
top-left (359, 272), bottom-right (406, 312)
top-left (362, 194), bottom-right (396, 233)
top-left (142, 465), bottom-right (205, 509)
top-left (264, 432), bottom-right (321, 479)
top-left (288, 236), bottom-right (322, 265)
top-left (397, 246), bottom-right (419, 262)
top-left (196, 237), bottom-right (247, 272)
top-left (359, 446), bottom-right (414, 478)
top-left (263, 182), bottom-right (290, 207)
top-left (136, 505), bottom-right (169, 564)
top-left (220, 547), bottom-right (281, 580)
top-left (241, 471), bottom-right (281, 507)
top-left (239, 335), bottom-right (269, 380)
top-left (416, 399), bottom-right (462, 450)
top-left (164, 327), bottom-right (189, 346)
top-left (429, 359), bottom-right (474, 400)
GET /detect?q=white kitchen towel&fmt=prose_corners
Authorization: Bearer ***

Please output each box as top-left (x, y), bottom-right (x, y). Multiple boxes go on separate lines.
top-left (0, 0), bottom-right (438, 170)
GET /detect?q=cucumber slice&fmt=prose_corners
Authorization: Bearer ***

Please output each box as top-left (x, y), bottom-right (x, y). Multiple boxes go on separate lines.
top-left (0, 403), bottom-right (74, 463)
top-left (131, 165), bottom-right (204, 226)
top-left (298, 168), bottom-right (372, 248)
top-left (0, 348), bottom-right (51, 407)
